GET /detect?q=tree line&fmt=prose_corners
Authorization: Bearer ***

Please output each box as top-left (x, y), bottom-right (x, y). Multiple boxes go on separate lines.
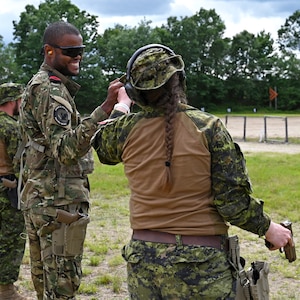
top-left (1, 0), bottom-right (300, 112)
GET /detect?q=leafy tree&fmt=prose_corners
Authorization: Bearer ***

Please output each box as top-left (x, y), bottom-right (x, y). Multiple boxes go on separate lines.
top-left (9, 2), bottom-right (300, 111)
top-left (268, 53), bottom-right (300, 110)
top-left (13, 0), bottom-right (103, 112)
top-left (161, 9), bottom-right (227, 75)
top-left (227, 30), bottom-right (274, 80)
top-left (225, 30), bottom-right (275, 106)
top-left (0, 36), bottom-right (21, 83)
top-left (158, 9), bottom-right (229, 108)
top-left (277, 10), bottom-right (300, 54)
top-left (97, 19), bottom-right (162, 81)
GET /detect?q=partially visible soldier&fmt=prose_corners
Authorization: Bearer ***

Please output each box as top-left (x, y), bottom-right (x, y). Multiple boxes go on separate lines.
top-left (0, 83), bottom-right (28, 300)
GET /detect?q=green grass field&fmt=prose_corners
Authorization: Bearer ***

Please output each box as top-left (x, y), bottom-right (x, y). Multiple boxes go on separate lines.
top-left (19, 151), bottom-right (300, 299)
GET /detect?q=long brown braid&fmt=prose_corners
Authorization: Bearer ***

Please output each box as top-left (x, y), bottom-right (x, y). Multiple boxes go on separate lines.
top-left (143, 73), bottom-right (187, 190)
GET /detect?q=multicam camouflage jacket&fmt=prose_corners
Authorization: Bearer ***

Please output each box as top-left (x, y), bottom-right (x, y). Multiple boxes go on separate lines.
top-left (19, 63), bottom-right (108, 209)
top-left (92, 103), bottom-right (271, 237)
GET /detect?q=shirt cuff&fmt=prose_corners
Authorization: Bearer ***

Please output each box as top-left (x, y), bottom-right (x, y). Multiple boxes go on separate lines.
top-left (90, 106), bottom-right (109, 123)
top-left (110, 109), bottom-right (126, 119)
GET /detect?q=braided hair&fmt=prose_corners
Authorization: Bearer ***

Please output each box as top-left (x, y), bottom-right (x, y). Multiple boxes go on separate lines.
top-left (141, 73), bottom-right (187, 190)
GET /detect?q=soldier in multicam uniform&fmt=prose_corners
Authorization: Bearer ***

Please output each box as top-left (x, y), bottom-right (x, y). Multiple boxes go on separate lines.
top-left (0, 83), bottom-right (28, 300)
top-left (19, 21), bottom-right (123, 300)
top-left (92, 44), bottom-right (293, 299)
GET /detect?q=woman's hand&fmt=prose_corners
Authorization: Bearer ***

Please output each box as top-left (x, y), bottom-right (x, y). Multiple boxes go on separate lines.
top-left (265, 221), bottom-right (293, 250)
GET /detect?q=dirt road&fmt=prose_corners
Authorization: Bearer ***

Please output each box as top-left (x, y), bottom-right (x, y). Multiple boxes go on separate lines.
top-left (222, 115), bottom-right (300, 154)
top-left (222, 115), bottom-right (300, 142)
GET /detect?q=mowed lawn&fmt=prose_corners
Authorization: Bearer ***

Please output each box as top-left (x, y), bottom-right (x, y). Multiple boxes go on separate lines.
top-left (19, 151), bottom-right (300, 300)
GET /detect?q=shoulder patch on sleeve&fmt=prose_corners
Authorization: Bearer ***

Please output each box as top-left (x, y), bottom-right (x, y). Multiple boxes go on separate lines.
top-left (54, 105), bottom-right (70, 126)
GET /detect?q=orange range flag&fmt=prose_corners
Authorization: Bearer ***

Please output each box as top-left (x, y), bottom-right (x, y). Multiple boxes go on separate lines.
top-left (269, 87), bottom-right (278, 101)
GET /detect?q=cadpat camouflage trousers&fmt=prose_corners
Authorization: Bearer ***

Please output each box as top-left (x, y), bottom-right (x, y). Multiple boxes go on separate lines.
top-left (0, 200), bottom-right (26, 284)
top-left (122, 239), bottom-right (236, 300)
top-left (24, 203), bottom-right (88, 300)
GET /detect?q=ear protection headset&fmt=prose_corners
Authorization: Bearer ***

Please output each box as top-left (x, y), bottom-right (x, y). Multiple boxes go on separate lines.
top-left (124, 44), bottom-right (186, 104)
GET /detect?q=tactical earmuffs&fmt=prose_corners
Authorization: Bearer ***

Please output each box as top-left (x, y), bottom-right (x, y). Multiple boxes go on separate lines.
top-left (124, 44), bottom-right (185, 104)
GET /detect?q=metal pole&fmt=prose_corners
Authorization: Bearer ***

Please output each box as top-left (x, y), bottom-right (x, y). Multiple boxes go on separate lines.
top-left (275, 86), bottom-right (278, 110)
top-left (264, 116), bottom-right (267, 142)
top-left (243, 116), bottom-right (246, 141)
top-left (285, 117), bottom-right (288, 143)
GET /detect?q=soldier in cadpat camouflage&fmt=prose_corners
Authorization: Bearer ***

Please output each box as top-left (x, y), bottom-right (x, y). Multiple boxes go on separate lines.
top-left (19, 21), bottom-right (123, 300)
top-left (92, 44), bottom-right (293, 299)
top-left (0, 83), bottom-right (28, 300)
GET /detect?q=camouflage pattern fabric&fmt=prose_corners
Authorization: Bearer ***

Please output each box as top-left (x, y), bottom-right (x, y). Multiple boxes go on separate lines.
top-left (0, 111), bottom-right (21, 179)
top-left (23, 203), bottom-right (88, 300)
top-left (92, 102), bottom-right (271, 298)
top-left (0, 111), bottom-right (26, 284)
top-left (19, 63), bottom-right (108, 299)
top-left (93, 103), bottom-right (270, 236)
top-left (129, 47), bottom-right (185, 90)
top-left (122, 239), bottom-right (236, 299)
top-left (0, 82), bottom-right (24, 106)
top-left (0, 202), bottom-right (26, 284)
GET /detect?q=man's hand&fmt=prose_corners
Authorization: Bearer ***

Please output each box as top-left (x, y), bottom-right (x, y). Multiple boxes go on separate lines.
top-left (100, 79), bottom-right (123, 115)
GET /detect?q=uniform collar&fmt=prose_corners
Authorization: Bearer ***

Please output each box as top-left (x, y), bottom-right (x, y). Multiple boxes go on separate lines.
top-left (41, 63), bottom-right (81, 97)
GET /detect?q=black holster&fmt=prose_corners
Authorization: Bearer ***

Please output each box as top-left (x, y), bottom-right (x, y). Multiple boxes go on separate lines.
top-left (1, 174), bottom-right (19, 209)
top-left (7, 187), bottom-right (18, 209)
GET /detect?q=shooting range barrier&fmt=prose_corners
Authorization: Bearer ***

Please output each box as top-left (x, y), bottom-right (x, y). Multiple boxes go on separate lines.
top-left (224, 115), bottom-right (294, 143)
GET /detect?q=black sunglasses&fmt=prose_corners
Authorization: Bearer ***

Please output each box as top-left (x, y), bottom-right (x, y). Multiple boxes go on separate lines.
top-left (50, 44), bottom-right (86, 57)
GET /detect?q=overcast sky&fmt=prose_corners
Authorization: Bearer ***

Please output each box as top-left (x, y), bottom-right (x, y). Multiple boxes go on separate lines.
top-left (0, 0), bottom-right (299, 44)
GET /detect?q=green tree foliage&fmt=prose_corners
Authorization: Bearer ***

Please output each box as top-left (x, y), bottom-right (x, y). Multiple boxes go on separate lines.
top-left (158, 9), bottom-right (229, 109)
top-left (225, 30), bottom-right (276, 106)
top-left (97, 19), bottom-right (161, 81)
top-left (7, 1), bottom-right (300, 111)
top-left (12, 0), bottom-right (105, 111)
top-left (0, 36), bottom-right (21, 83)
top-left (277, 10), bottom-right (300, 53)
top-left (269, 53), bottom-right (300, 110)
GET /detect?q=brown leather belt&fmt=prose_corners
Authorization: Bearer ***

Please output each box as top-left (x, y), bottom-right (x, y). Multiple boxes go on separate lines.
top-left (132, 229), bottom-right (228, 251)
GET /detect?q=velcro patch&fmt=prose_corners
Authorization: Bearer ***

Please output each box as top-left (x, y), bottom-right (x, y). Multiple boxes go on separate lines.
top-left (54, 105), bottom-right (70, 126)
top-left (49, 75), bottom-right (61, 83)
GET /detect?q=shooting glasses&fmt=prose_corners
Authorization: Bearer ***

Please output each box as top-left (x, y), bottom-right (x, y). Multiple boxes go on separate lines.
top-left (49, 44), bottom-right (86, 58)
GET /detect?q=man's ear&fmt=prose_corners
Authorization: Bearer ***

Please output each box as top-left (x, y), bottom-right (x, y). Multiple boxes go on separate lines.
top-left (44, 44), bottom-right (54, 57)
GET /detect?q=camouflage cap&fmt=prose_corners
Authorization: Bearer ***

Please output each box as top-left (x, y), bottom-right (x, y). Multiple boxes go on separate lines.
top-left (130, 47), bottom-right (184, 90)
top-left (0, 82), bottom-right (24, 106)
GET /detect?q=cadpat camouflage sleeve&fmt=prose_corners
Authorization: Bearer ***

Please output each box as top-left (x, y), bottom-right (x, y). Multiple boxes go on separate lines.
top-left (209, 118), bottom-right (270, 236)
top-left (4, 116), bottom-right (20, 172)
top-left (92, 113), bottom-right (139, 165)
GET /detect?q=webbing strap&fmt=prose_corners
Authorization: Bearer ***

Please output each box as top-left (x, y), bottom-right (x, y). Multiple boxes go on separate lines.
top-left (14, 139), bottom-right (27, 161)
top-left (55, 160), bottom-right (66, 198)
top-left (17, 142), bottom-right (28, 209)
top-left (41, 246), bottom-right (52, 261)
top-left (28, 140), bottom-right (46, 153)
top-left (228, 235), bottom-right (252, 300)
